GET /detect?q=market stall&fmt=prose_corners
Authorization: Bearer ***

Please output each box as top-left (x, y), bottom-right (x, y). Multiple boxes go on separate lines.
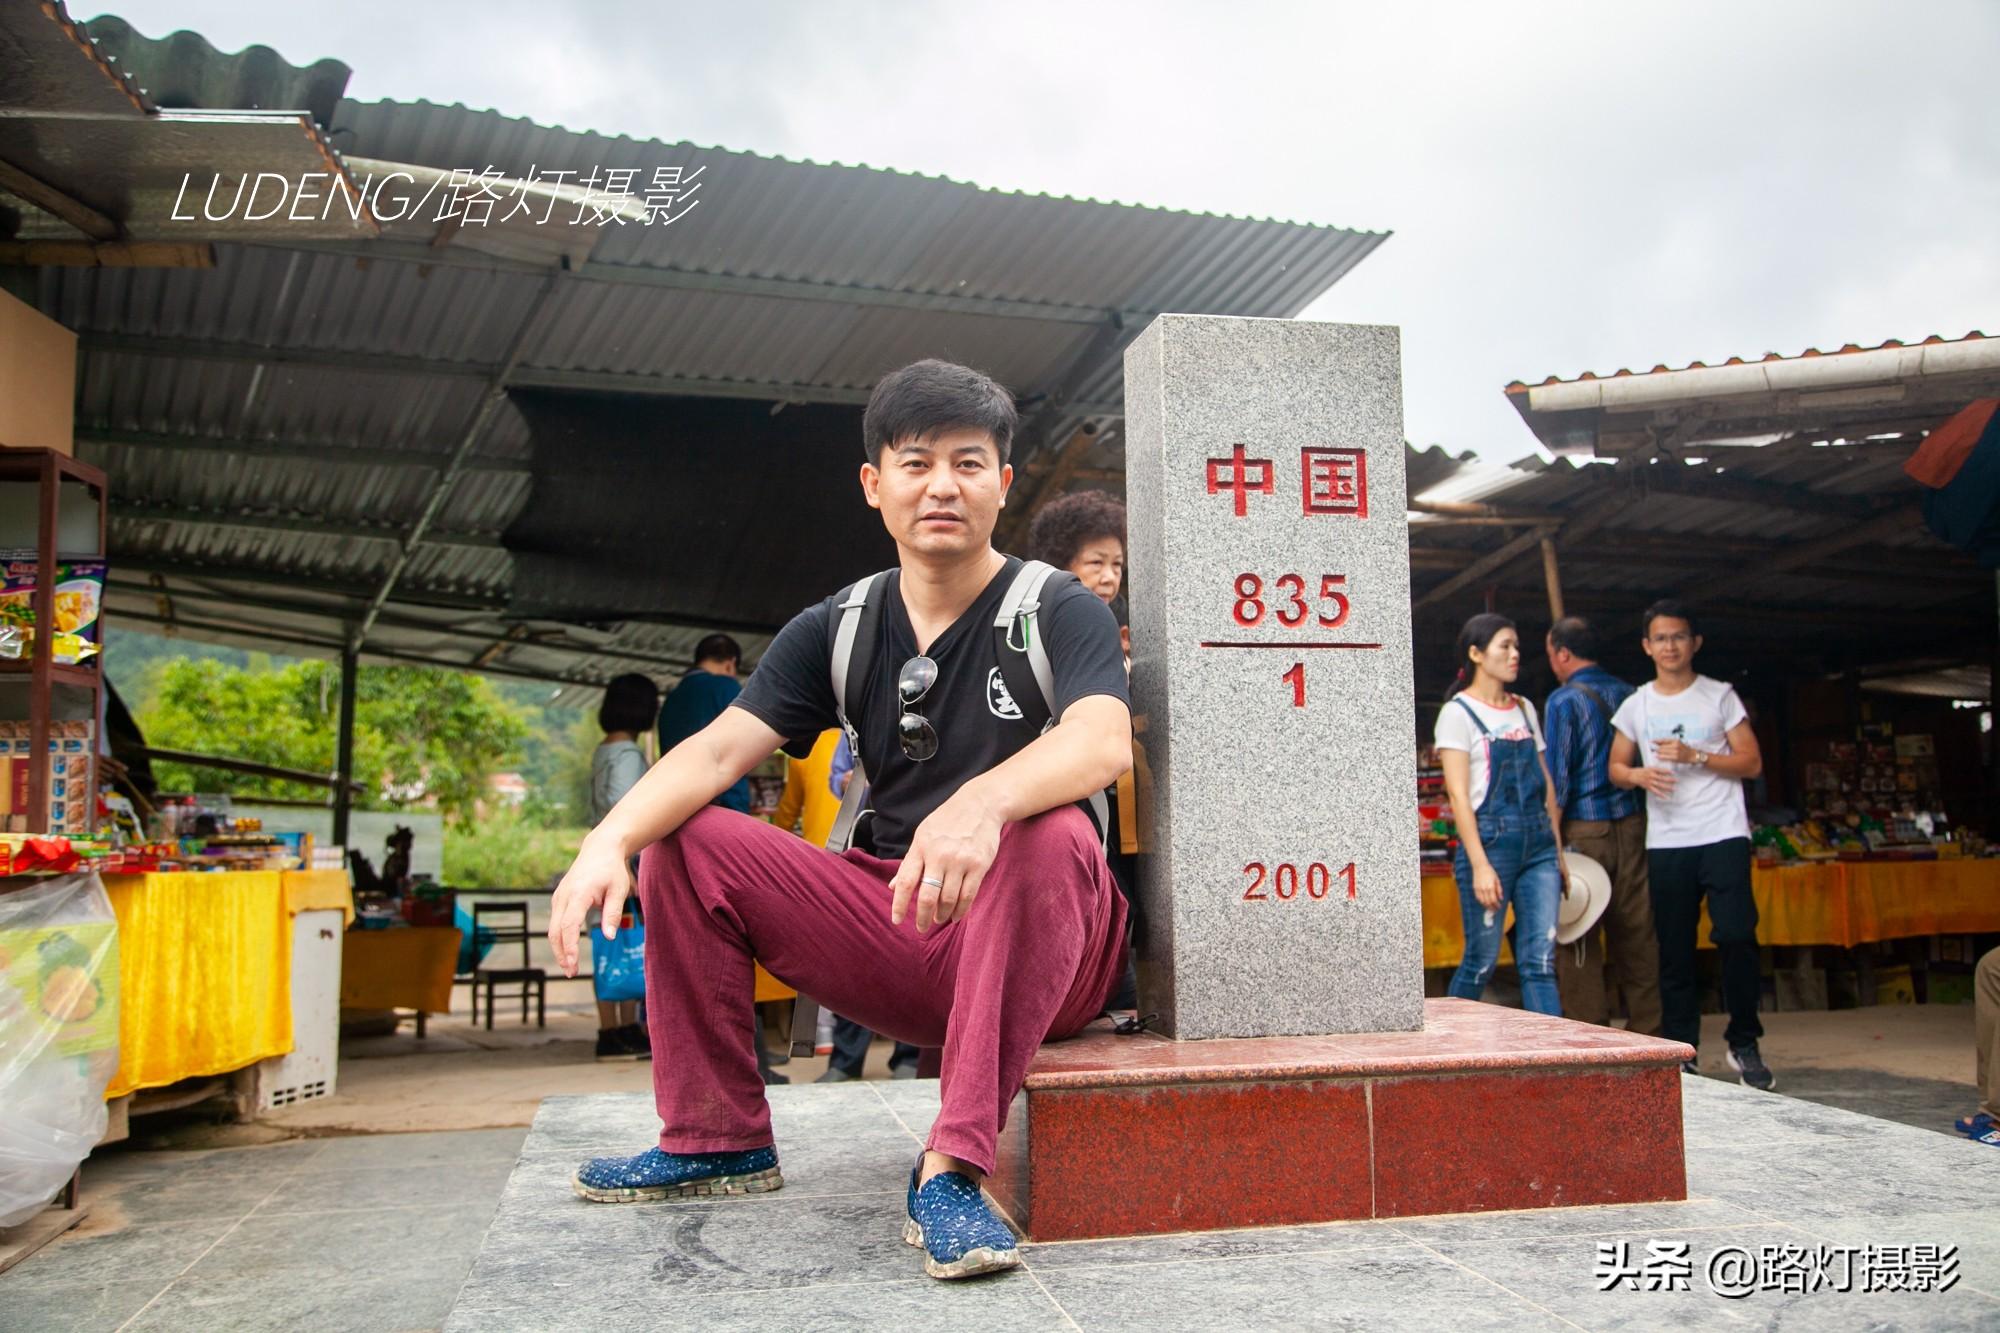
top-left (100, 867), bottom-right (352, 1100)
top-left (1420, 858), bottom-right (2000, 970)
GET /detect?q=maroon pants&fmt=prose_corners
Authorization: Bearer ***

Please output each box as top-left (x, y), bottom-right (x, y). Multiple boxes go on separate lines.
top-left (637, 803), bottom-right (1126, 1175)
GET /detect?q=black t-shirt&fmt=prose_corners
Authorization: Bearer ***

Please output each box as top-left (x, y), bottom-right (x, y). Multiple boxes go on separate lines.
top-left (731, 557), bottom-right (1130, 859)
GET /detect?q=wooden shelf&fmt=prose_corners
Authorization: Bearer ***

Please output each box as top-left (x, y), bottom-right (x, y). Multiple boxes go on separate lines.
top-left (0, 449), bottom-right (106, 490)
top-left (0, 659), bottom-right (99, 687)
top-left (0, 448), bottom-right (108, 832)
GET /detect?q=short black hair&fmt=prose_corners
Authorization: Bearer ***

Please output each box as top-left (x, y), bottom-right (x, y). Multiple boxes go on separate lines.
top-left (1548, 615), bottom-right (1600, 661)
top-left (598, 672), bottom-right (659, 734)
top-left (694, 633), bottom-right (742, 667)
top-left (1641, 599), bottom-right (1697, 639)
top-left (863, 358), bottom-right (1017, 466)
top-left (1028, 489), bottom-right (1127, 572)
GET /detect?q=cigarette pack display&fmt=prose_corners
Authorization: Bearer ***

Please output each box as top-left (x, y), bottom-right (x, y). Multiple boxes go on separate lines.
top-left (0, 719), bottom-right (94, 833)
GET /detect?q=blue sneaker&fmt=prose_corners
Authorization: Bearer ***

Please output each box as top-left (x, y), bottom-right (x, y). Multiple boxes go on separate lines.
top-left (1954, 1111), bottom-right (1996, 1139)
top-left (903, 1159), bottom-right (1020, 1280)
top-left (571, 1145), bottom-right (781, 1203)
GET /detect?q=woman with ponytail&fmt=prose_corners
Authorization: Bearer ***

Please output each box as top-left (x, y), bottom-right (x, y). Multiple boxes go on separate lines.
top-left (1434, 614), bottom-right (1571, 1015)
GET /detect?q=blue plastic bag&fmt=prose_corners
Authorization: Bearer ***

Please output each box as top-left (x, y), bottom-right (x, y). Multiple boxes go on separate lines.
top-left (453, 906), bottom-right (496, 976)
top-left (590, 914), bottom-right (646, 1003)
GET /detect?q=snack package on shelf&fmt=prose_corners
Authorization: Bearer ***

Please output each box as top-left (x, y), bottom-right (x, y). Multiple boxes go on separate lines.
top-left (0, 559), bottom-right (104, 666)
top-left (0, 834), bottom-right (81, 876)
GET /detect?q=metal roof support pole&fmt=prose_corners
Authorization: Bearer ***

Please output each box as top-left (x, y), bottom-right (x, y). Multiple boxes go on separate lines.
top-left (352, 267), bottom-right (565, 651)
top-left (332, 643), bottom-right (358, 848)
top-left (1540, 537), bottom-right (1564, 621)
top-left (111, 605), bottom-right (645, 689)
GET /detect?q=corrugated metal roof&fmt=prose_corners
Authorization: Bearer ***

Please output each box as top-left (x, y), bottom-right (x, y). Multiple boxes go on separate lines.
top-left (1506, 331), bottom-right (1991, 391)
top-left (25, 79), bottom-right (1387, 688)
top-left (81, 13), bottom-right (352, 130)
top-left (1503, 331), bottom-right (2000, 460)
top-left (1398, 441), bottom-right (1983, 633)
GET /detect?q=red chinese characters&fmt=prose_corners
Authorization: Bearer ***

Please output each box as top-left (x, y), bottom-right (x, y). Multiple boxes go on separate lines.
top-left (1205, 444), bottom-right (1276, 517)
top-left (1302, 446), bottom-right (1367, 518)
top-left (1203, 445), bottom-right (1368, 518)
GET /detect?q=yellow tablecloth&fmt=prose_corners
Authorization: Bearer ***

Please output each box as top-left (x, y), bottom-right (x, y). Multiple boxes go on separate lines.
top-left (1693, 862), bottom-right (1848, 949)
top-left (1422, 859), bottom-right (2000, 969)
top-left (1422, 872), bottom-right (1515, 969)
top-left (101, 871), bottom-right (293, 1099)
top-left (282, 869), bottom-right (355, 926)
top-left (342, 926), bottom-right (460, 1014)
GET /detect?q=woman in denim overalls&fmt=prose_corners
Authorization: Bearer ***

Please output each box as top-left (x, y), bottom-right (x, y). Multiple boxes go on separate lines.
top-left (1436, 614), bottom-right (1571, 1015)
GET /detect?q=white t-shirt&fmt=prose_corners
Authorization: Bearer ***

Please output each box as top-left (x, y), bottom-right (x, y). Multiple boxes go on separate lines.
top-left (1434, 694), bottom-right (1544, 814)
top-left (590, 739), bottom-right (648, 826)
top-left (1610, 676), bottom-right (1750, 849)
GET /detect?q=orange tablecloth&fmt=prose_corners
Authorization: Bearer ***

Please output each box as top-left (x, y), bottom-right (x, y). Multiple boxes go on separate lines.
top-left (341, 926), bottom-right (460, 1014)
top-left (101, 871), bottom-right (293, 1099)
top-left (1843, 859), bottom-right (2000, 944)
top-left (340, 926), bottom-right (791, 1013)
top-left (754, 964), bottom-right (794, 1003)
top-left (1694, 863), bottom-right (1846, 949)
top-left (1422, 859), bottom-right (2000, 969)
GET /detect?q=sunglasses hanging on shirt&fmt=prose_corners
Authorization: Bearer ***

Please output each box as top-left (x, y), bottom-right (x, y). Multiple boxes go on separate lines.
top-left (898, 654), bottom-right (939, 762)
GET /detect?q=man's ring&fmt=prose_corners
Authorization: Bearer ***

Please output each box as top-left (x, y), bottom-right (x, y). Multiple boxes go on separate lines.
top-left (920, 875), bottom-right (944, 888)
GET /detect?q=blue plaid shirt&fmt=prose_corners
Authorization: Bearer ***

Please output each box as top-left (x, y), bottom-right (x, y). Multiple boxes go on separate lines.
top-left (1545, 665), bottom-right (1640, 823)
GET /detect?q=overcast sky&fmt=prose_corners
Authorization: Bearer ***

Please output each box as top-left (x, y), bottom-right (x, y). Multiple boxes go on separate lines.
top-left (96, 1), bottom-right (2000, 461)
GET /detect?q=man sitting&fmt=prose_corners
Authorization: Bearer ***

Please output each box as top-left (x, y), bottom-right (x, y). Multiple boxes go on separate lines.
top-left (547, 358), bottom-right (1132, 1280)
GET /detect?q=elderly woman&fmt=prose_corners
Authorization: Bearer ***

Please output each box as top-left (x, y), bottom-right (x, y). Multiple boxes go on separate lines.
top-left (1029, 490), bottom-right (1137, 1008)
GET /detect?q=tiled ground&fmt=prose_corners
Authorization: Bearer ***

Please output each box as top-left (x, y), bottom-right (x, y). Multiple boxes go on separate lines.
top-left (10, 1074), bottom-right (1997, 1331)
top-left (1770, 1064), bottom-right (1974, 1135)
top-left (3, 1127), bottom-right (525, 1332)
top-left (441, 1079), bottom-right (2000, 1332)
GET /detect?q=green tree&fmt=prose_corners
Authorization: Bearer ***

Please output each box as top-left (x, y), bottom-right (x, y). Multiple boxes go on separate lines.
top-left (138, 659), bottom-right (530, 828)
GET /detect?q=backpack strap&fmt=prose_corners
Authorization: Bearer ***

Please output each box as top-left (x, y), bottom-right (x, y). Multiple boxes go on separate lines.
top-left (992, 559), bottom-right (1059, 733)
top-left (826, 571), bottom-right (889, 855)
top-left (993, 559), bottom-right (1110, 848)
top-left (1568, 680), bottom-right (1615, 725)
top-left (795, 570), bottom-right (888, 1057)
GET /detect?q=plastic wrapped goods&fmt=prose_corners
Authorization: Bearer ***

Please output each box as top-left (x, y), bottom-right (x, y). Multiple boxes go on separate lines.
top-left (0, 872), bottom-right (120, 1227)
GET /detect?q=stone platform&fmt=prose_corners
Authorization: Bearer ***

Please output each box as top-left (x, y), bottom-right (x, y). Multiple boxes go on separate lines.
top-left (991, 999), bottom-right (1691, 1240)
top-left (446, 1073), bottom-right (2000, 1331)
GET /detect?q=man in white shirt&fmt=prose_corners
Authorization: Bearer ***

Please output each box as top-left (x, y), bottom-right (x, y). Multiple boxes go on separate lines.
top-left (1608, 600), bottom-right (1775, 1090)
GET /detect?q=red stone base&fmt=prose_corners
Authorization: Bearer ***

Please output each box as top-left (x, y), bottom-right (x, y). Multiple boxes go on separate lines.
top-left (989, 998), bottom-right (1693, 1241)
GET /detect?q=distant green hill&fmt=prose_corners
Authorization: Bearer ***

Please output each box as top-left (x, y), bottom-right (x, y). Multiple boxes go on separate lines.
top-left (102, 623), bottom-right (599, 823)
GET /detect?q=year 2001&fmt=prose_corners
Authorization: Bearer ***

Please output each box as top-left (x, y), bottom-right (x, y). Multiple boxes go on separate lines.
top-left (1241, 861), bottom-right (1357, 901)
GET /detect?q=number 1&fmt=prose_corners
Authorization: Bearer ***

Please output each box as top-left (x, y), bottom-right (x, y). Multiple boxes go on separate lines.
top-left (1283, 662), bottom-right (1304, 707)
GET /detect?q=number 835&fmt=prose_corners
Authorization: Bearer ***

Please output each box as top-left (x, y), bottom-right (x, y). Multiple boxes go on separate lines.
top-left (1233, 573), bottom-right (1349, 628)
